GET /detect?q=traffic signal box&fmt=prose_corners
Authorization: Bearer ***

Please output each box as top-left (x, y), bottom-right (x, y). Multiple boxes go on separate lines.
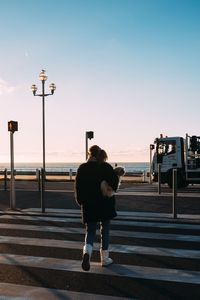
top-left (150, 144), bottom-right (155, 150)
top-left (190, 136), bottom-right (198, 152)
top-left (87, 131), bottom-right (94, 140)
top-left (8, 121), bottom-right (18, 133)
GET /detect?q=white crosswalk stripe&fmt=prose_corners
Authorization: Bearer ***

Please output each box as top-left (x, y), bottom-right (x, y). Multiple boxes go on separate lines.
top-left (0, 223), bottom-right (200, 242)
top-left (0, 255), bottom-right (200, 285)
top-left (0, 235), bottom-right (200, 259)
top-left (0, 283), bottom-right (130, 300)
top-left (0, 212), bottom-right (200, 299)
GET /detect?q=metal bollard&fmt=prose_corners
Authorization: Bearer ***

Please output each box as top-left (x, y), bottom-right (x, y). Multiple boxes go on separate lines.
top-left (158, 163), bottom-right (161, 194)
top-left (143, 170), bottom-right (146, 183)
top-left (172, 168), bottom-right (177, 218)
top-left (69, 168), bottom-right (73, 181)
top-left (4, 168), bottom-right (7, 191)
top-left (40, 168), bottom-right (45, 213)
top-left (149, 171), bottom-right (152, 184)
top-left (36, 169), bottom-right (41, 192)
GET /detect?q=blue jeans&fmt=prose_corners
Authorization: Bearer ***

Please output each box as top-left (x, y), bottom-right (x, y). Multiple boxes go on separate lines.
top-left (85, 220), bottom-right (110, 250)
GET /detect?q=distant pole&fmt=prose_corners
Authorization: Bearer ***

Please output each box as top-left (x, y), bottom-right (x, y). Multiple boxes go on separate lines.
top-left (158, 163), bottom-right (161, 194)
top-left (172, 168), bottom-right (177, 218)
top-left (149, 144), bottom-right (154, 184)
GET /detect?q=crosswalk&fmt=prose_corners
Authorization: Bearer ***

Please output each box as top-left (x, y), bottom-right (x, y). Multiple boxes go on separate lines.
top-left (119, 183), bottom-right (200, 195)
top-left (0, 210), bottom-right (200, 299)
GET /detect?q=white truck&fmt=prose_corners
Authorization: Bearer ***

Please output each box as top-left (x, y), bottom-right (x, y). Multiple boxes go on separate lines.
top-left (151, 134), bottom-right (200, 188)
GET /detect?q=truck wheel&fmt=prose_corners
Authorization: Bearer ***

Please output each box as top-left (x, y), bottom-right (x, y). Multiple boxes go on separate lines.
top-left (177, 170), bottom-right (187, 188)
top-left (167, 172), bottom-right (173, 188)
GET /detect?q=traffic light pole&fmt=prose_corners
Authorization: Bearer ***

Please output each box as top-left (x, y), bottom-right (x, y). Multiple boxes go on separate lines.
top-left (8, 121), bottom-right (18, 210)
top-left (85, 132), bottom-right (88, 161)
top-left (10, 131), bottom-right (16, 210)
top-left (85, 131), bottom-right (94, 161)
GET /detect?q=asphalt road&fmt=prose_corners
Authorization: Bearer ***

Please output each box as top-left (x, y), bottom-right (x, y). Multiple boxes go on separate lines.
top-left (0, 181), bottom-right (200, 215)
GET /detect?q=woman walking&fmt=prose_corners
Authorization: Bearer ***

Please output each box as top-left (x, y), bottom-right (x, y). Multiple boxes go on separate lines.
top-left (75, 146), bottom-right (119, 271)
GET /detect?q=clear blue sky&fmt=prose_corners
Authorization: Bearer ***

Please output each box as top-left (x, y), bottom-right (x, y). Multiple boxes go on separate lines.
top-left (0, 0), bottom-right (200, 163)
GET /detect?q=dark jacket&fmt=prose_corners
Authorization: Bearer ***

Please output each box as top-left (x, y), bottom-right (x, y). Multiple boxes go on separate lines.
top-left (75, 160), bottom-right (119, 223)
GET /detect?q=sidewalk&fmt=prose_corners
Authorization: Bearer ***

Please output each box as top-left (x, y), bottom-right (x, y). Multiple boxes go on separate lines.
top-left (1, 208), bottom-right (200, 224)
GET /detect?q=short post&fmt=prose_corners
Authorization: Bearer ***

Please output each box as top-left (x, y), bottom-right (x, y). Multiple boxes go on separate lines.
top-left (4, 168), bottom-right (7, 191)
top-left (158, 163), bottom-right (161, 194)
top-left (143, 170), bottom-right (146, 183)
top-left (69, 168), bottom-right (73, 181)
top-left (172, 168), bottom-right (177, 219)
top-left (40, 168), bottom-right (45, 213)
top-left (36, 169), bottom-right (41, 192)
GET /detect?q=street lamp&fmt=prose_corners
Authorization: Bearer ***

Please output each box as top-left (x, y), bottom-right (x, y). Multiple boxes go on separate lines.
top-left (31, 70), bottom-right (56, 175)
top-left (85, 131), bottom-right (94, 160)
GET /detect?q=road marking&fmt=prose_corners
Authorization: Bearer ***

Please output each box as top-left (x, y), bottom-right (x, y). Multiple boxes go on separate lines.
top-left (0, 283), bottom-right (133, 300)
top-left (0, 235), bottom-right (200, 259)
top-left (0, 254), bottom-right (199, 285)
top-left (0, 223), bottom-right (200, 242)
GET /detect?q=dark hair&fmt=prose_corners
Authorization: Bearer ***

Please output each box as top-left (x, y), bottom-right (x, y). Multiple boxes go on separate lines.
top-left (88, 145), bottom-right (101, 158)
top-left (98, 149), bottom-right (108, 163)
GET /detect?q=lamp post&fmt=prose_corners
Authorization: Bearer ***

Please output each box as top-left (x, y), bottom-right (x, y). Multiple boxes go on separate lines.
top-left (31, 70), bottom-right (56, 176)
top-left (31, 70), bottom-right (56, 213)
top-left (85, 131), bottom-right (94, 160)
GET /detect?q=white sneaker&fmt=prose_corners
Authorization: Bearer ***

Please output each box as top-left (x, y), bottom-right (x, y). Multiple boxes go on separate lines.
top-left (100, 249), bottom-right (113, 267)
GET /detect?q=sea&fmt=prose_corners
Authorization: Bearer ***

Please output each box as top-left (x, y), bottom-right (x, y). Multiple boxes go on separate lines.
top-left (0, 162), bottom-right (150, 173)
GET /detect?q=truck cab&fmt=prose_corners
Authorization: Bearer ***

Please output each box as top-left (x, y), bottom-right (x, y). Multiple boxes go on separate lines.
top-left (151, 136), bottom-right (186, 187)
top-left (185, 134), bottom-right (200, 184)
